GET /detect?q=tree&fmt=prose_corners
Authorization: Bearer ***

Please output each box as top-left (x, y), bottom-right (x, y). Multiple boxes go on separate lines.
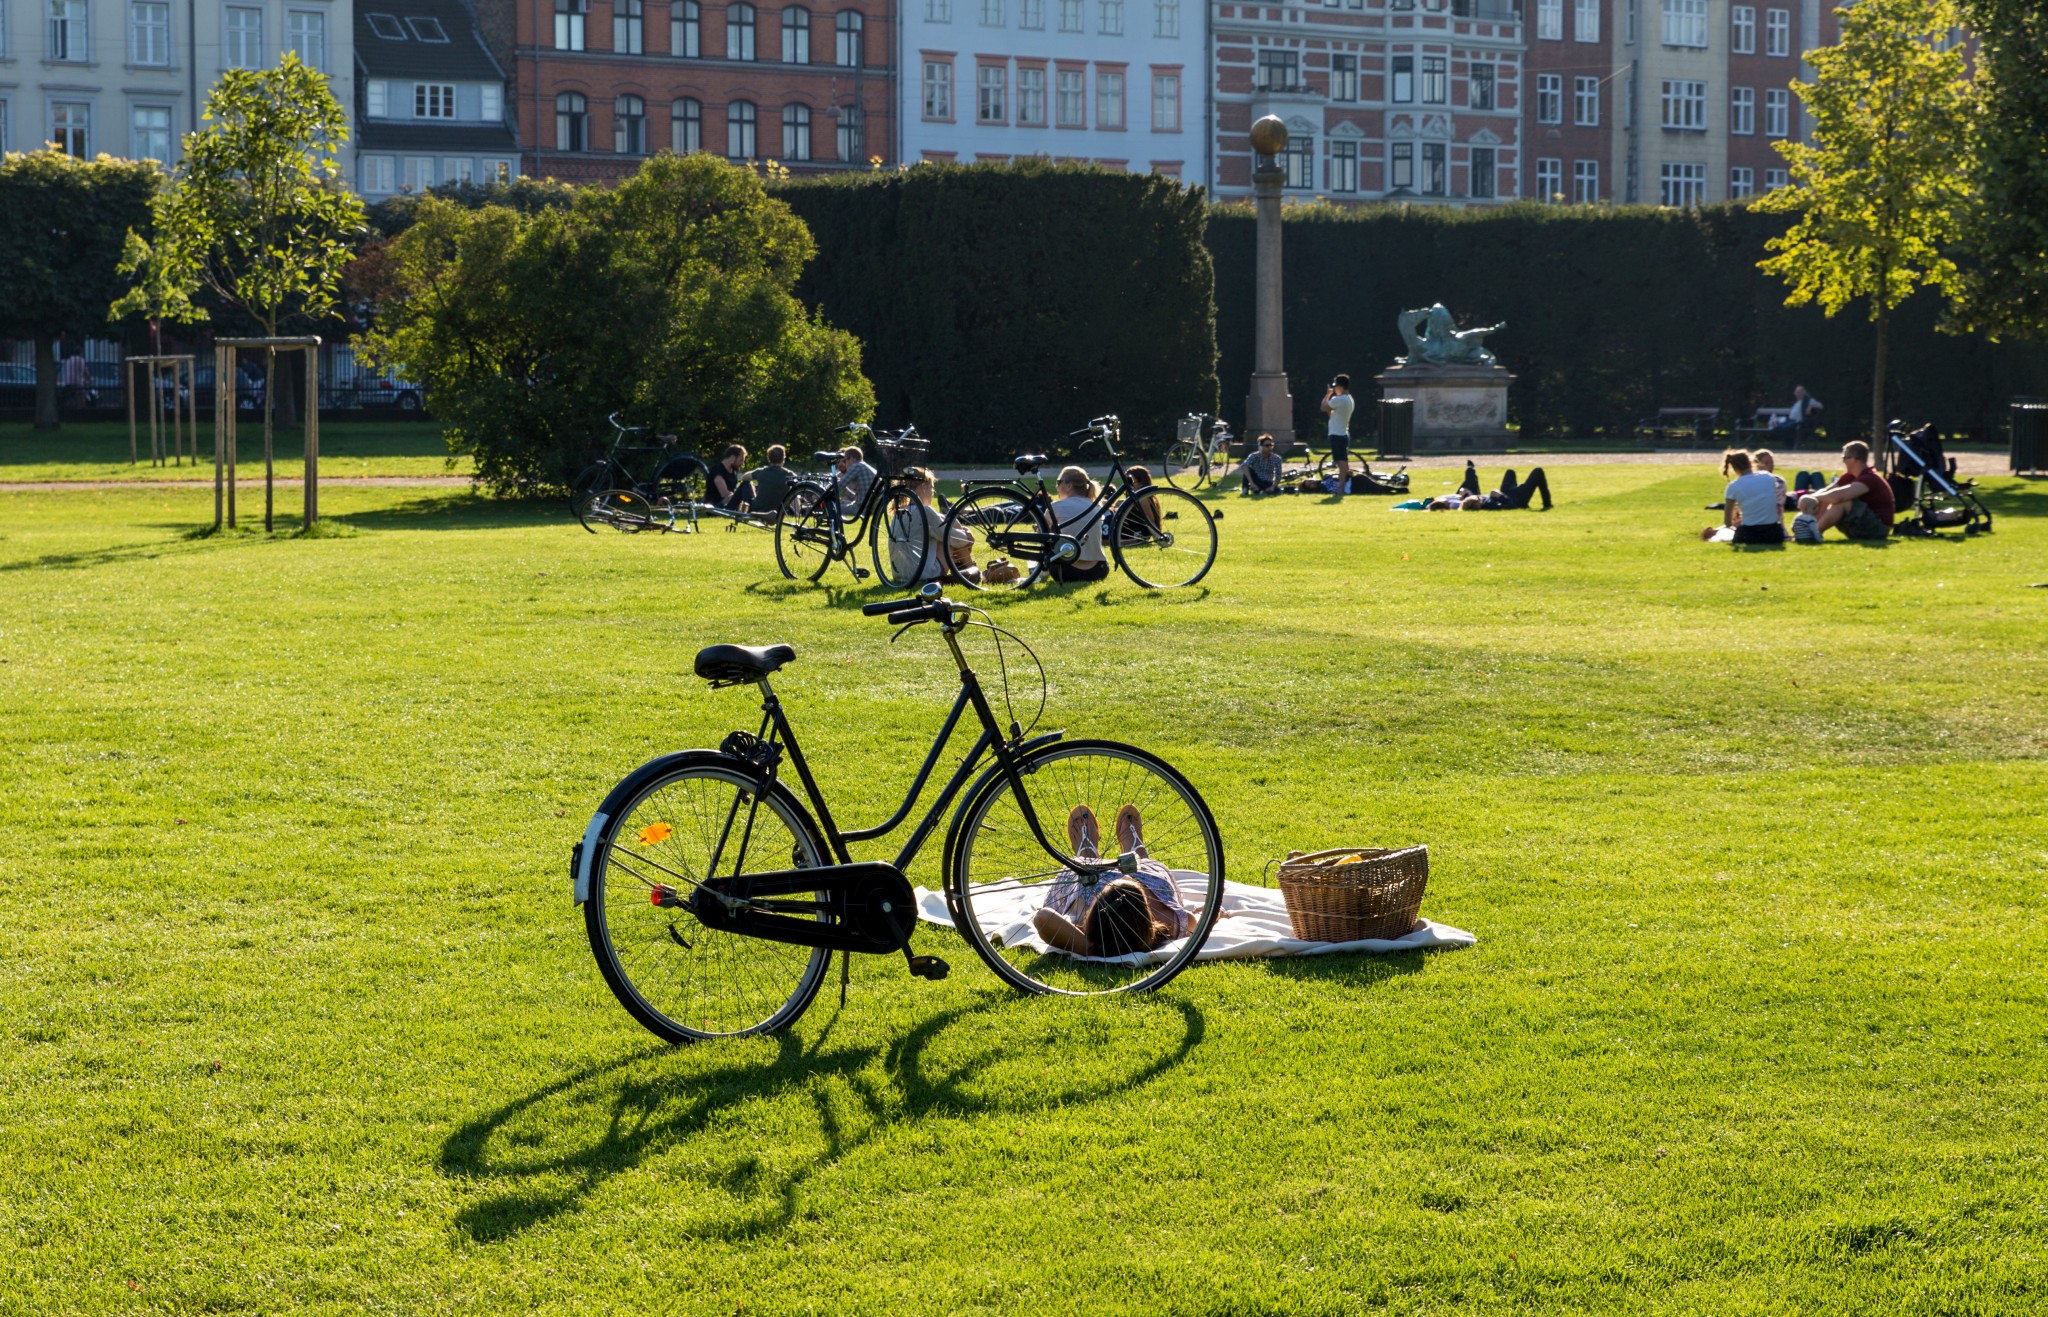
top-left (367, 153), bottom-right (874, 495)
top-left (116, 53), bottom-right (366, 425)
top-left (1952, 0), bottom-right (2048, 342)
top-left (0, 151), bottom-right (161, 429)
top-left (1753, 0), bottom-right (1975, 447)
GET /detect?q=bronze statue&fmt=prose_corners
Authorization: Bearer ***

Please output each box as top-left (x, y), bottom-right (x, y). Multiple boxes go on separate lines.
top-left (1396, 303), bottom-right (1505, 367)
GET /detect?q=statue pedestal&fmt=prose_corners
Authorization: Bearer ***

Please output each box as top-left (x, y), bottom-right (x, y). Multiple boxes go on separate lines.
top-left (1375, 364), bottom-right (1515, 451)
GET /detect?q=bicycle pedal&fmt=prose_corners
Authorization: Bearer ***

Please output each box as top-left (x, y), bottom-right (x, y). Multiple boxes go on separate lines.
top-left (853, 567), bottom-right (872, 580)
top-left (906, 955), bottom-right (949, 981)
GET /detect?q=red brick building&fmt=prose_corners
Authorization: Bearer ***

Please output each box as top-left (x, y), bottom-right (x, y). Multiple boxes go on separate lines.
top-left (476, 0), bottom-right (898, 183)
top-left (1521, 0), bottom-right (1612, 201)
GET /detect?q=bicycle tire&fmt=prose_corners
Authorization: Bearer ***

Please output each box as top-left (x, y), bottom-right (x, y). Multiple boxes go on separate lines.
top-left (569, 462), bottom-right (612, 532)
top-left (583, 753), bottom-right (833, 1043)
top-left (867, 484), bottom-right (933, 590)
top-left (947, 739), bottom-right (1225, 996)
top-left (775, 484), bottom-right (834, 582)
top-left (577, 488), bottom-right (662, 533)
top-left (1163, 440), bottom-right (1208, 491)
top-left (942, 487), bottom-right (1052, 593)
top-left (652, 455), bottom-right (709, 506)
top-left (1110, 486), bottom-right (1218, 589)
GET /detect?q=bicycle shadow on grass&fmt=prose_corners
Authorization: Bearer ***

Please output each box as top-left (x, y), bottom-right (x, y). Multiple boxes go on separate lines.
top-left (441, 992), bottom-right (1205, 1245)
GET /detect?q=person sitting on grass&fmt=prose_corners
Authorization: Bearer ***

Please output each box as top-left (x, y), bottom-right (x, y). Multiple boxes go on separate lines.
top-left (1240, 435), bottom-right (1284, 496)
top-left (1120, 464), bottom-right (1163, 537)
top-left (1453, 465), bottom-right (1553, 511)
top-left (1701, 449), bottom-right (1786, 544)
top-left (1032, 804), bottom-right (1198, 958)
top-left (889, 466), bottom-right (974, 584)
top-left (708, 444), bottom-right (752, 510)
top-left (1047, 465), bottom-right (1109, 583)
top-left (1748, 447), bottom-right (1790, 512)
top-left (836, 445), bottom-right (878, 512)
top-left (746, 444), bottom-right (795, 513)
top-left (1792, 441), bottom-right (1894, 543)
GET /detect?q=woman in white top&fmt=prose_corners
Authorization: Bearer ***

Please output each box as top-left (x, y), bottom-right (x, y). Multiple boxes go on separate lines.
top-left (1046, 466), bottom-right (1109, 583)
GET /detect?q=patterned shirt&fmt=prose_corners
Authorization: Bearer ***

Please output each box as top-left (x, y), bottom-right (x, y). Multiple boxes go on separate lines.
top-left (1242, 450), bottom-right (1284, 486)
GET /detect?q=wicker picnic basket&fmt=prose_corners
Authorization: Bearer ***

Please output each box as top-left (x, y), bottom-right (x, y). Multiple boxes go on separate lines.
top-left (1274, 846), bottom-right (1429, 942)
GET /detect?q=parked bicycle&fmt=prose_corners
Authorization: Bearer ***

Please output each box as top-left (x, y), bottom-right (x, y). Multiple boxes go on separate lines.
top-left (774, 423), bottom-right (935, 587)
top-left (568, 413), bottom-right (711, 533)
top-left (571, 582), bottom-right (1228, 1041)
top-left (944, 416), bottom-right (1220, 592)
top-left (1163, 413), bottom-right (1235, 490)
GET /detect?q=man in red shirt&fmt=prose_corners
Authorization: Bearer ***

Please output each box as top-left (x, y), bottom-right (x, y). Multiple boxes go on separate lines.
top-left (1794, 440), bottom-right (1894, 542)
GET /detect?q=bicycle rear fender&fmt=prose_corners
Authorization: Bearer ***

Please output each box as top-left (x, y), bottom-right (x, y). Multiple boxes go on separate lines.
top-left (571, 748), bottom-right (818, 904)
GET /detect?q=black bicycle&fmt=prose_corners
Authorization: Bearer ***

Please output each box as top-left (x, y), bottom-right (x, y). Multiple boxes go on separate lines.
top-left (774, 423), bottom-right (934, 587)
top-left (571, 583), bottom-right (1228, 1042)
top-left (943, 416), bottom-right (1220, 592)
top-left (568, 413), bottom-right (710, 533)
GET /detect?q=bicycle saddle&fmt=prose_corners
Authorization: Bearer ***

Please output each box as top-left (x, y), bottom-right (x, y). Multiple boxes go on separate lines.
top-left (1013, 454), bottom-right (1048, 474)
top-left (694, 643), bottom-right (796, 687)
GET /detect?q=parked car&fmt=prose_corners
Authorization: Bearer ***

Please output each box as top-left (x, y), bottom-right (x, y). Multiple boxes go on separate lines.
top-left (353, 372), bottom-right (423, 412)
top-left (0, 361), bottom-right (35, 406)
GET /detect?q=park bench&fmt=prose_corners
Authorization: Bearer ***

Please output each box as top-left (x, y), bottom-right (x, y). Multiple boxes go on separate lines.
top-left (1634, 406), bottom-right (1720, 447)
top-left (1734, 407), bottom-right (1791, 446)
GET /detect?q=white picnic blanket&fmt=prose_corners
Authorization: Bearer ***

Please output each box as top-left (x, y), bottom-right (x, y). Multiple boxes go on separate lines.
top-left (914, 873), bottom-right (1476, 963)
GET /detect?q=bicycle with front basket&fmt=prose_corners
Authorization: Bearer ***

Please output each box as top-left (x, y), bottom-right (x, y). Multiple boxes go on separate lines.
top-left (571, 583), bottom-right (1228, 1041)
top-left (774, 423), bottom-right (936, 587)
top-left (1163, 413), bottom-right (1235, 491)
top-left (567, 412), bottom-right (713, 533)
top-left (943, 416), bottom-right (1220, 592)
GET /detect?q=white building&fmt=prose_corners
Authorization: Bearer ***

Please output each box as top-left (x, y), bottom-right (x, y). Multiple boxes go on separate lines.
top-left (0, 0), bottom-right (353, 173)
top-left (898, 0), bottom-right (1207, 189)
top-left (353, 0), bottom-right (518, 198)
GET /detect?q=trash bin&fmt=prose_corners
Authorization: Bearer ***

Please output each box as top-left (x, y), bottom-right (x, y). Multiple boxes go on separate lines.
top-left (2012, 398), bottom-right (2048, 474)
top-left (1379, 397), bottom-right (1414, 459)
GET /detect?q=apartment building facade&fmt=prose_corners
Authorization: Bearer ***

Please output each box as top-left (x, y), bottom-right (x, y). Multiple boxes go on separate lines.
top-left (0, 0), bottom-right (353, 171)
top-left (898, 0), bottom-right (1208, 187)
top-left (1522, 0), bottom-right (1611, 202)
top-left (355, 0), bottom-right (520, 197)
top-left (482, 0), bottom-right (896, 183)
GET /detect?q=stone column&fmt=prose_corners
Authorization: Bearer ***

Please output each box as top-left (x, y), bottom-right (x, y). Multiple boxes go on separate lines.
top-left (1245, 115), bottom-right (1293, 444)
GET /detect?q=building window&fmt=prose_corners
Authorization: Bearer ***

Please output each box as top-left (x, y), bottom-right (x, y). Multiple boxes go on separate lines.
top-left (1098, 0), bottom-right (1121, 34)
top-left (1257, 50), bottom-right (1298, 93)
top-left (780, 102), bottom-right (810, 159)
top-left (1536, 0), bottom-right (1560, 40)
top-left (616, 0), bottom-right (643, 52)
top-left (835, 9), bottom-right (860, 63)
top-left (1765, 7), bottom-right (1789, 55)
top-left (1390, 55), bottom-right (1413, 103)
top-left (977, 62), bottom-right (1005, 123)
top-left (1731, 4), bottom-right (1754, 53)
top-left (1151, 70), bottom-right (1178, 131)
top-left (367, 80), bottom-right (389, 116)
top-left (671, 96), bottom-right (701, 150)
top-left (482, 85), bottom-right (503, 120)
top-left (1535, 156), bottom-right (1561, 201)
top-left (1764, 167), bottom-right (1787, 190)
top-left (1470, 64), bottom-right (1494, 111)
top-left (1765, 87), bottom-right (1788, 137)
top-left (674, 0), bottom-right (700, 54)
top-left (1573, 157), bottom-right (1599, 202)
top-left (836, 102), bottom-right (862, 159)
top-left (727, 99), bottom-right (756, 157)
top-left (1730, 86), bottom-right (1754, 135)
top-left (1421, 56), bottom-right (1446, 104)
top-left (1388, 142), bottom-right (1414, 191)
top-left (923, 60), bottom-right (952, 118)
top-left (927, 0), bottom-right (948, 16)
top-left (726, 3), bottom-right (755, 58)
top-left (1661, 0), bottom-right (1706, 48)
top-left (417, 84), bottom-right (456, 118)
top-left (1536, 73), bottom-right (1561, 124)
top-left (1574, 0), bottom-right (1598, 41)
top-left (1330, 54), bottom-right (1357, 103)
top-left (362, 155), bottom-right (396, 192)
top-left (409, 16), bottom-right (448, 40)
top-left (556, 0), bottom-right (587, 50)
top-left (1420, 142), bottom-right (1445, 195)
top-left (443, 157), bottom-right (475, 184)
top-left (131, 104), bottom-right (171, 160)
top-left (1058, 0), bottom-right (1080, 29)
top-left (487, 159), bottom-right (513, 183)
top-left (1730, 166), bottom-right (1754, 198)
top-left (1659, 161), bottom-right (1704, 206)
top-left (1153, 0), bottom-right (1176, 37)
top-left (1280, 133), bottom-right (1312, 189)
top-left (365, 12), bottom-right (404, 39)
top-left (51, 101), bottom-right (93, 156)
top-left (1574, 76), bottom-right (1599, 126)
top-left (1660, 79), bottom-right (1706, 131)
top-left (556, 92), bottom-right (587, 149)
top-left (615, 94), bottom-right (646, 151)
top-left (1469, 146), bottom-right (1495, 199)
top-left (130, 1), bottom-right (172, 66)
top-left (1056, 68), bottom-right (1084, 125)
top-left (403, 156), bottom-right (435, 191)
top-left (1624, 0), bottom-right (1636, 43)
top-left (48, 0), bottom-right (87, 60)
top-left (287, 9), bottom-right (326, 69)
top-left (1096, 68), bottom-right (1124, 128)
top-left (1330, 139), bottom-right (1357, 193)
top-left (981, 0), bottom-right (1001, 21)
top-left (1018, 65), bottom-right (1046, 124)
top-left (1020, 0), bottom-right (1041, 24)
top-left (225, 6), bottom-right (264, 68)
top-left (781, 6), bottom-right (808, 60)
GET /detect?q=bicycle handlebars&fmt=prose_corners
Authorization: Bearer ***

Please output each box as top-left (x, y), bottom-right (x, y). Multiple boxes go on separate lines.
top-left (861, 583), bottom-right (951, 625)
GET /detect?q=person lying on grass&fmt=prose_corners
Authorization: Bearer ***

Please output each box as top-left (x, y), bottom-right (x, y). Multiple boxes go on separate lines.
top-left (1033, 805), bottom-right (1202, 958)
top-left (1455, 461), bottom-right (1553, 510)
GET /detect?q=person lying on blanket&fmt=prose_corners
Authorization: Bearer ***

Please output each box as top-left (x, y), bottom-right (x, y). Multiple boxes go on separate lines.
top-left (1033, 804), bottom-right (1199, 957)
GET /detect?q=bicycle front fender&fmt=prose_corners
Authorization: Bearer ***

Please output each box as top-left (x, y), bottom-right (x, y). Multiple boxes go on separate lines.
top-left (937, 731), bottom-right (1067, 915)
top-left (571, 748), bottom-right (802, 904)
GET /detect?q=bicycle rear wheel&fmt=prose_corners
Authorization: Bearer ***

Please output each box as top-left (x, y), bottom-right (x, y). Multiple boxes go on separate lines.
top-left (948, 739), bottom-right (1225, 996)
top-left (868, 485), bottom-right (933, 590)
top-left (653, 455), bottom-right (709, 506)
top-left (1163, 440), bottom-right (1208, 490)
top-left (577, 488), bottom-right (663, 533)
top-left (775, 484), bottom-right (834, 581)
top-left (942, 488), bottom-right (1051, 593)
top-left (1111, 487), bottom-right (1218, 588)
top-left (584, 755), bottom-right (832, 1043)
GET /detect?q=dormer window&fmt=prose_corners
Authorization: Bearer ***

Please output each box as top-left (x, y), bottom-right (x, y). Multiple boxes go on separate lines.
top-left (366, 12), bottom-right (406, 39)
top-left (408, 16), bottom-right (450, 41)
top-left (417, 84), bottom-right (457, 117)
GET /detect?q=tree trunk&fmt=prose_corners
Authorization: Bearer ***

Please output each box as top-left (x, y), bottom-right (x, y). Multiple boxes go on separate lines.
top-left (32, 334), bottom-right (60, 431)
top-left (1871, 305), bottom-right (1890, 459)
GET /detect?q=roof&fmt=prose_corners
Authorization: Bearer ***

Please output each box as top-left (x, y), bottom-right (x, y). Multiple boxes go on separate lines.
top-left (358, 122), bottom-right (521, 153)
top-left (354, 0), bottom-right (506, 83)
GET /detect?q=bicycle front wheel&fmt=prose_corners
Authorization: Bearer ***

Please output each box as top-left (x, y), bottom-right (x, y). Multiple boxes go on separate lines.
top-left (577, 488), bottom-right (661, 533)
top-left (943, 487), bottom-right (1051, 593)
top-left (584, 756), bottom-right (832, 1043)
top-left (1111, 486), bottom-right (1218, 588)
top-left (948, 740), bottom-right (1225, 996)
top-left (1163, 440), bottom-right (1208, 490)
top-left (775, 484), bottom-right (834, 581)
top-left (867, 485), bottom-right (933, 590)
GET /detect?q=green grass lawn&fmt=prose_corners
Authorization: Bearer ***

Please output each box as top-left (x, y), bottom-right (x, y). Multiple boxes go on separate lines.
top-left (0, 419), bottom-right (469, 482)
top-left (2, 465), bottom-right (2045, 1315)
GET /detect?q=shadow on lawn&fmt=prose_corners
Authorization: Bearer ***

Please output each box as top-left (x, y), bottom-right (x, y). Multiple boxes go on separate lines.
top-left (338, 493), bottom-right (566, 532)
top-left (442, 994), bottom-right (1205, 1244)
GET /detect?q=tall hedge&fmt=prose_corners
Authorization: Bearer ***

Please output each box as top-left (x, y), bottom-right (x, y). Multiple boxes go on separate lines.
top-left (778, 162), bottom-right (1218, 462)
top-left (1208, 202), bottom-right (2048, 444)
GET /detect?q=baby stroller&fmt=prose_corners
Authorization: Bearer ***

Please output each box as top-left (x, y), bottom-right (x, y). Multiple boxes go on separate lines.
top-left (1884, 421), bottom-right (1992, 537)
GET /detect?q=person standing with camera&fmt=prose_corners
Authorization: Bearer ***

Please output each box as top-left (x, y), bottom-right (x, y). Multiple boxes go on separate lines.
top-left (1321, 374), bottom-right (1355, 494)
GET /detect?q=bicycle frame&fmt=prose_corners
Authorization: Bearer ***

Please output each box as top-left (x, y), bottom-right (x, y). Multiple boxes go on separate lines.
top-left (967, 419), bottom-right (1151, 562)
